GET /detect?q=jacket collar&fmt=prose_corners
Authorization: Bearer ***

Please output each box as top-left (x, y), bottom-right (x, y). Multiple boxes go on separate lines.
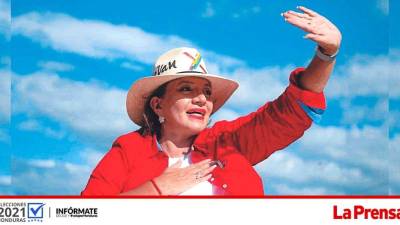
top-left (149, 130), bottom-right (211, 156)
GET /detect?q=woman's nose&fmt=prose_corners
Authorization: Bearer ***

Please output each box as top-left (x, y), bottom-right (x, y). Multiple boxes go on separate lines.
top-left (192, 93), bottom-right (207, 105)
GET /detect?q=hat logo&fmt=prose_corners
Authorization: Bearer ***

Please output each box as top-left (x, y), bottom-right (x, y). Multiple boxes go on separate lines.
top-left (183, 52), bottom-right (207, 73)
top-left (189, 53), bottom-right (202, 70)
top-left (154, 60), bottom-right (177, 76)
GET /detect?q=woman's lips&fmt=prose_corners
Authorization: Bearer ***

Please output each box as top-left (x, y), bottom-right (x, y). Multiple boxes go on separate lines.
top-left (187, 113), bottom-right (205, 120)
top-left (187, 108), bottom-right (206, 115)
top-left (186, 108), bottom-right (206, 121)
top-left (188, 114), bottom-right (204, 120)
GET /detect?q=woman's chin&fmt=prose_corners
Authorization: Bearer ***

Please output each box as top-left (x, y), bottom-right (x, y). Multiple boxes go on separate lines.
top-left (184, 122), bottom-right (207, 134)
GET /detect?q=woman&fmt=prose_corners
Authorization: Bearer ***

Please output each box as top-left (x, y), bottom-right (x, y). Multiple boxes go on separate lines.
top-left (82, 6), bottom-right (341, 195)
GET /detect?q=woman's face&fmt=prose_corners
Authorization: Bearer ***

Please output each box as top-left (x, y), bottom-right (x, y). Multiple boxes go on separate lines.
top-left (152, 77), bottom-right (214, 137)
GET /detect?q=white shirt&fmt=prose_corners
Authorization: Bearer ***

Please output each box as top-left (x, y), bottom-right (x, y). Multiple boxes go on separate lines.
top-left (156, 140), bottom-right (213, 195)
top-left (167, 156), bottom-right (214, 195)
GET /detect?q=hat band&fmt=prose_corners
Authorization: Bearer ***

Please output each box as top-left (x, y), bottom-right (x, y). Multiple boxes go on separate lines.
top-left (176, 71), bottom-right (204, 74)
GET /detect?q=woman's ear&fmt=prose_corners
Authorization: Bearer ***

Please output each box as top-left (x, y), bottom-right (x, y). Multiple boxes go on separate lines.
top-left (150, 96), bottom-right (163, 115)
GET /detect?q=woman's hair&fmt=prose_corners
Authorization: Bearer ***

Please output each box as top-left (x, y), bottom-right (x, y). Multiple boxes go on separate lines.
top-left (139, 82), bottom-right (168, 138)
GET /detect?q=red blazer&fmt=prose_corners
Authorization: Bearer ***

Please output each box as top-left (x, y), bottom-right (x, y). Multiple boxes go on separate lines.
top-left (81, 68), bottom-right (326, 196)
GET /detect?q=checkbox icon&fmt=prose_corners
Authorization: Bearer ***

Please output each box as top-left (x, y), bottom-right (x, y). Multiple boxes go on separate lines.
top-left (28, 203), bottom-right (45, 218)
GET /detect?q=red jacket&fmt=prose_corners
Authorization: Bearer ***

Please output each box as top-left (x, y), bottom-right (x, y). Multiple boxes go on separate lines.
top-left (81, 68), bottom-right (326, 196)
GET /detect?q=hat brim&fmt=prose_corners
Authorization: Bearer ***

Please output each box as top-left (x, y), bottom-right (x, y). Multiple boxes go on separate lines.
top-left (126, 73), bottom-right (239, 126)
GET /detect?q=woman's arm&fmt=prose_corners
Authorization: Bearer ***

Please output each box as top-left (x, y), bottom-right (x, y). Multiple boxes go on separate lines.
top-left (282, 6), bottom-right (342, 93)
top-left (298, 52), bottom-right (336, 93)
top-left (211, 69), bottom-right (325, 165)
top-left (206, 7), bottom-right (340, 165)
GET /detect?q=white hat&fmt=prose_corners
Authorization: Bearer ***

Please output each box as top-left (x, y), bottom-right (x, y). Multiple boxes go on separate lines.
top-left (126, 47), bottom-right (239, 126)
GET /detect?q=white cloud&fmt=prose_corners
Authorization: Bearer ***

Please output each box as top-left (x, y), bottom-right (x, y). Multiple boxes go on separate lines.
top-left (270, 183), bottom-right (344, 195)
top-left (389, 49), bottom-right (400, 97)
top-left (12, 12), bottom-right (246, 70)
top-left (389, 116), bottom-right (400, 134)
top-left (64, 162), bottom-right (91, 174)
top-left (120, 62), bottom-right (144, 71)
top-left (13, 158), bottom-right (90, 194)
top-left (200, 49), bottom-right (245, 75)
top-left (17, 119), bottom-right (65, 139)
top-left (18, 119), bottom-right (40, 130)
top-left (257, 151), bottom-right (372, 187)
top-left (227, 65), bottom-right (293, 109)
top-left (37, 61), bottom-right (74, 72)
top-left (377, 0), bottom-right (389, 15)
top-left (28, 159), bottom-right (56, 168)
top-left (327, 51), bottom-right (400, 98)
top-left (201, 3), bottom-right (261, 19)
top-left (202, 2), bottom-right (215, 18)
top-left (0, 68), bottom-right (10, 124)
top-left (212, 108), bottom-right (241, 124)
top-left (232, 5), bottom-right (261, 19)
top-left (0, 175), bottom-right (11, 185)
top-left (13, 144), bottom-right (106, 195)
top-left (225, 49), bottom-right (400, 107)
top-left (0, 0), bottom-right (10, 36)
top-left (300, 125), bottom-right (348, 157)
top-left (13, 71), bottom-right (137, 144)
top-left (299, 125), bottom-right (389, 175)
top-left (389, 134), bottom-right (400, 190)
top-left (340, 97), bottom-right (387, 125)
top-left (12, 12), bottom-right (193, 64)
top-left (79, 148), bottom-right (105, 167)
top-left (203, 52), bottom-right (398, 113)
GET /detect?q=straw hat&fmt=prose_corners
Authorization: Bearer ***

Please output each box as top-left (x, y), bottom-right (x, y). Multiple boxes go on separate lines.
top-left (126, 47), bottom-right (239, 126)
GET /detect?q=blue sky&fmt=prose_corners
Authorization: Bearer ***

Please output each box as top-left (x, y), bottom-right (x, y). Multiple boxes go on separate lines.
top-left (0, 0), bottom-right (399, 195)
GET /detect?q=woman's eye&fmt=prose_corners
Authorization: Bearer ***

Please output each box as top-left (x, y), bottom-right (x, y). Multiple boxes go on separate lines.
top-left (204, 89), bottom-right (212, 96)
top-left (179, 86), bottom-right (192, 92)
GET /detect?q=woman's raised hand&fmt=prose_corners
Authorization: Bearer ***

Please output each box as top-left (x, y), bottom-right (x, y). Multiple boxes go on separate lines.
top-left (153, 159), bottom-right (216, 195)
top-left (282, 6), bottom-right (342, 56)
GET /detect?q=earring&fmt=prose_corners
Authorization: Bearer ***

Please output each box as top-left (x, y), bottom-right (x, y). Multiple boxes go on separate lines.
top-left (158, 116), bottom-right (165, 124)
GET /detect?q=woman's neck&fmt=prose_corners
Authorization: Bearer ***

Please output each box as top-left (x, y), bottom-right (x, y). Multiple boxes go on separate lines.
top-left (158, 130), bottom-right (195, 158)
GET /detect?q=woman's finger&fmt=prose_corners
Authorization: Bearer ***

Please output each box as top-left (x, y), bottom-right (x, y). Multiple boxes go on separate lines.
top-left (285, 10), bottom-right (312, 20)
top-left (192, 159), bottom-right (212, 168)
top-left (297, 6), bottom-right (319, 17)
top-left (197, 174), bottom-right (212, 183)
top-left (201, 165), bottom-right (217, 176)
top-left (284, 16), bottom-right (317, 34)
top-left (303, 33), bottom-right (325, 43)
top-left (193, 165), bottom-right (216, 179)
top-left (282, 11), bottom-right (310, 22)
top-left (184, 159), bottom-right (211, 173)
